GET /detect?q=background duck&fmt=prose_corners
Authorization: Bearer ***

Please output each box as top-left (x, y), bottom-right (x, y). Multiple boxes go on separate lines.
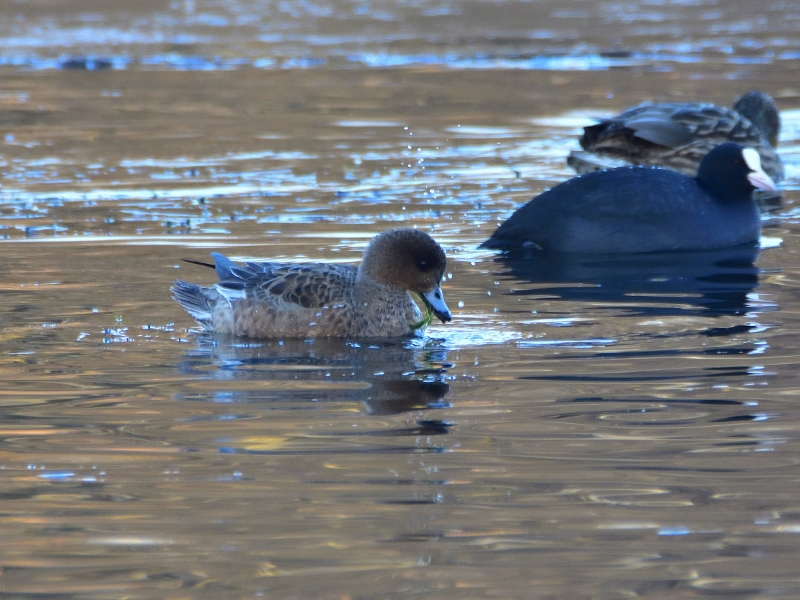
top-left (566, 91), bottom-right (784, 192)
top-left (483, 143), bottom-right (776, 254)
top-left (172, 228), bottom-right (451, 338)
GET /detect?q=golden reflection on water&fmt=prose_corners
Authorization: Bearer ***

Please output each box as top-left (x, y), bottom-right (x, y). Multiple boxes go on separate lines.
top-left (1, 0), bottom-right (800, 597)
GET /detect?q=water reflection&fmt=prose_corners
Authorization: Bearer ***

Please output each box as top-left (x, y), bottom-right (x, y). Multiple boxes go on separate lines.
top-left (175, 336), bottom-right (452, 416)
top-left (2, 0), bottom-right (798, 74)
top-left (1, 0), bottom-right (799, 596)
top-left (494, 244), bottom-right (764, 317)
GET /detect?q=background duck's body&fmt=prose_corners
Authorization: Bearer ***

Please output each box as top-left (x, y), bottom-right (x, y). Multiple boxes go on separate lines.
top-left (567, 92), bottom-right (783, 186)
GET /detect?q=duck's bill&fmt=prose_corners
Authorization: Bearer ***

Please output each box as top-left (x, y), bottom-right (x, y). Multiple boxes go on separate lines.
top-left (747, 169), bottom-right (778, 193)
top-left (423, 285), bottom-right (452, 323)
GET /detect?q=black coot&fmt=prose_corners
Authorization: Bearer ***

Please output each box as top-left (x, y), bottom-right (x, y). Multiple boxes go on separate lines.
top-left (482, 143), bottom-right (777, 253)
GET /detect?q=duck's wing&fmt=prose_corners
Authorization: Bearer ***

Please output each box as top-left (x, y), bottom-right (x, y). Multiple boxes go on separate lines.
top-left (574, 100), bottom-right (783, 187)
top-left (663, 103), bottom-right (768, 146)
top-left (211, 253), bottom-right (357, 310)
top-left (583, 102), bottom-right (767, 151)
top-left (629, 104), bottom-right (781, 179)
top-left (615, 113), bottom-right (694, 147)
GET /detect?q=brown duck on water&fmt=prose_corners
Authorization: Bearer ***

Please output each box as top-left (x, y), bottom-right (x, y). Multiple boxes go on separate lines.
top-left (567, 91), bottom-right (784, 196)
top-left (171, 228), bottom-right (452, 339)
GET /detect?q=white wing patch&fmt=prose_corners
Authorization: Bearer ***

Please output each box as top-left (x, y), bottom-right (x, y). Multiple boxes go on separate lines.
top-left (215, 284), bottom-right (246, 305)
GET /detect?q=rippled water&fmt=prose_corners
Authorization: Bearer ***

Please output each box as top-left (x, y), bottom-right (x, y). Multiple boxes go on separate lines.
top-left (2, 0), bottom-right (800, 598)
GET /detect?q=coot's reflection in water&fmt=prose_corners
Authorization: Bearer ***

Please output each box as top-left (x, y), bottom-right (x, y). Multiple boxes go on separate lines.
top-left (496, 244), bottom-right (765, 317)
top-left (175, 337), bottom-right (452, 416)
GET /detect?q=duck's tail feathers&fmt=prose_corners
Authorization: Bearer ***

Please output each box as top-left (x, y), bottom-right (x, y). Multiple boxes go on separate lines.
top-left (181, 257), bottom-right (216, 269)
top-left (171, 280), bottom-right (215, 329)
top-left (179, 253), bottom-right (237, 279)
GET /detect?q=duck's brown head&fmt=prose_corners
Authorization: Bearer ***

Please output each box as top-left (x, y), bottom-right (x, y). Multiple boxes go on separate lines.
top-left (359, 228), bottom-right (451, 323)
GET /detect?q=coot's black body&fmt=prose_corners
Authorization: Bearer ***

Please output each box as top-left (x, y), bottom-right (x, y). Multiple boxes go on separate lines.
top-left (482, 143), bottom-right (776, 254)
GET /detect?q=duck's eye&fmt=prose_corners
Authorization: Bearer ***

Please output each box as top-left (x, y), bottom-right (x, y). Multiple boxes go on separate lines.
top-left (418, 260), bottom-right (430, 271)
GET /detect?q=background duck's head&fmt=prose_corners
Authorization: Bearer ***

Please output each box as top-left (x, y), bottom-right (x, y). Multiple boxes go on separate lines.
top-left (733, 91), bottom-right (781, 147)
top-left (359, 228), bottom-right (451, 323)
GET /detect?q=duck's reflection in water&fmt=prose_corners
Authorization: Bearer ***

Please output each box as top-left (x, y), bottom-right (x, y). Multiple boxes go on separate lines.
top-left (176, 336), bottom-right (452, 416)
top-left (496, 244), bottom-right (765, 318)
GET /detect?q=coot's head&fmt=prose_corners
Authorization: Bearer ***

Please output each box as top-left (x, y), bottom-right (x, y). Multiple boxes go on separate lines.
top-left (696, 142), bottom-right (777, 203)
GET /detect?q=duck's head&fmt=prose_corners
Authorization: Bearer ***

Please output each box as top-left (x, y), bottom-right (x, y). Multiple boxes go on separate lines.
top-left (733, 91), bottom-right (781, 147)
top-left (696, 142), bottom-right (778, 202)
top-left (359, 228), bottom-right (452, 323)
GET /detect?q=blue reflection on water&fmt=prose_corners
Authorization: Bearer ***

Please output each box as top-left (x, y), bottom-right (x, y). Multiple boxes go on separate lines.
top-left (0, 49), bottom-right (788, 72)
top-left (492, 245), bottom-right (768, 318)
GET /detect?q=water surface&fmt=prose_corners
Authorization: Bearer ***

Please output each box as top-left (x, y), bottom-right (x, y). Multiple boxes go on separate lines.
top-left (2, 1), bottom-right (800, 598)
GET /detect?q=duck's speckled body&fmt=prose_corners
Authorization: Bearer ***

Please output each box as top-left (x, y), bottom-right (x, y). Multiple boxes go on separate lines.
top-left (172, 228), bottom-right (451, 338)
top-left (568, 91), bottom-right (783, 184)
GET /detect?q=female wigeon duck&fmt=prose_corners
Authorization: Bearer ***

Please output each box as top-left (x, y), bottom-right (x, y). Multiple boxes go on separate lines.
top-left (567, 91), bottom-right (783, 184)
top-left (171, 228), bottom-right (452, 338)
